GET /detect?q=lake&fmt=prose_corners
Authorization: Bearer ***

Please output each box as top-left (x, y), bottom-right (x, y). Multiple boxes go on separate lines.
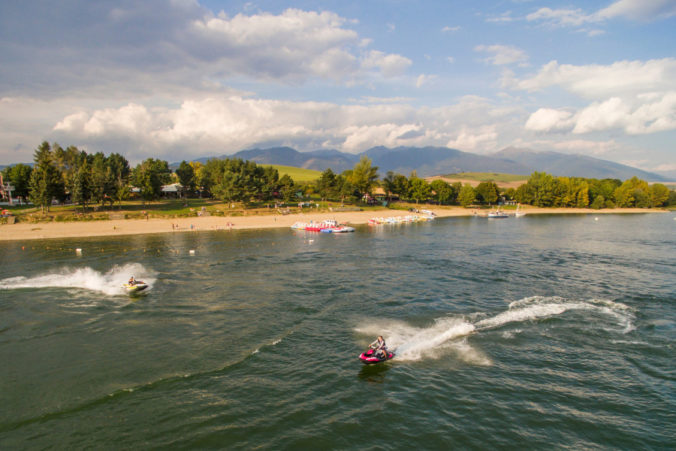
top-left (1, 213), bottom-right (674, 449)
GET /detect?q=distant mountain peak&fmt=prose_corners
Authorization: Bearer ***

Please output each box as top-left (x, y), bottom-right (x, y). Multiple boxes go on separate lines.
top-left (172, 145), bottom-right (666, 181)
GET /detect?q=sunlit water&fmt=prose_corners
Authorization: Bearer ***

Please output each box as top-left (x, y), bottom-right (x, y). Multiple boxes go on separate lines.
top-left (1, 214), bottom-right (674, 449)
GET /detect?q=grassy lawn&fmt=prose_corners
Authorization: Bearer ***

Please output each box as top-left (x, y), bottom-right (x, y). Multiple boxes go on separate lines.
top-left (2, 197), bottom-right (389, 223)
top-left (265, 165), bottom-right (322, 183)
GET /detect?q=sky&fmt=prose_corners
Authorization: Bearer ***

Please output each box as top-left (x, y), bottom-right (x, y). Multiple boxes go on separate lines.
top-left (0, 0), bottom-right (675, 176)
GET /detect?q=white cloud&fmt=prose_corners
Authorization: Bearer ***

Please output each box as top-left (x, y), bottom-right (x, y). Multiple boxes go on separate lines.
top-left (574, 93), bottom-right (676, 134)
top-left (55, 104), bottom-right (154, 137)
top-left (486, 11), bottom-right (514, 23)
top-left (653, 163), bottom-right (676, 172)
top-left (517, 58), bottom-right (676, 138)
top-left (475, 44), bottom-right (528, 66)
top-left (510, 58), bottom-right (676, 99)
top-left (442, 25), bottom-right (460, 32)
top-left (525, 108), bottom-right (574, 133)
top-left (446, 125), bottom-right (498, 151)
top-left (45, 94), bottom-right (520, 159)
top-left (523, 93), bottom-right (676, 136)
top-left (0, 4), bottom-right (411, 98)
top-left (549, 139), bottom-right (618, 155)
top-left (526, 0), bottom-right (676, 31)
top-left (597, 0), bottom-right (676, 21)
top-left (362, 50), bottom-right (412, 78)
top-left (526, 7), bottom-right (595, 27)
top-left (191, 9), bottom-right (411, 81)
top-left (415, 74), bottom-right (437, 88)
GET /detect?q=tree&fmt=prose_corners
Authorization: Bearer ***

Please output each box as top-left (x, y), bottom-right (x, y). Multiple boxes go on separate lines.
top-left (430, 179), bottom-right (453, 205)
top-left (408, 177), bottom-right (431, 204)
top-left (28, 141), bottom-right (64, 213)
top-left (614, 177), bottom-right (649, 207)
top-left (475, 181), bottom-right (499, 205)
top-left (190, 161), bottom-right (206, 197)
top-left (71, 158), bottom-right (92, 212)
top-left (132, 158), bottom-right (171, 203)
top-left (335, 175), bottom-right (354, 205)
top-left (3, 164), bottom-right (32, 200)
top-left (107, 153), bottom-right (130, 207)
top-left (261, 166), bottom-right (280, 201)
top-left (523, 172), bottom-right (559, 207)
top-left (90, 152), bottom-right (111, 205)
top-left (458, 184), bottom-right (476, 207)
top-left (392, 174), bottom-right (410, 200)
top-left (176, 161), bottom-right (195, 195)
top-left (317, 168), bottom-right (337, 201)
top-left (348, 156), bottom-right (378, 199)
top-left (278, 174), bottom-right (296, 203)
top-left (381, 171), bottom-right (397, 204)
top-left (649, 183), bottom-right (669, 207)
top-left (590, 195), bottom-right (605, 210)
top-left (576, 183), bottom-right (590, 208)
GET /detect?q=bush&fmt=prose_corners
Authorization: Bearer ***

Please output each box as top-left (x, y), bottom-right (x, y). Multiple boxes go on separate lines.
top-left (590, 195), bottom-right (605, 210)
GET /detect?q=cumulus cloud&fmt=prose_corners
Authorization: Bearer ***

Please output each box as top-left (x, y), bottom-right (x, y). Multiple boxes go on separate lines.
top-left (526, 7), bottom-right (594, 27)
top-left (511, 58), bottom-right (676, 98)
top-left (525, 108), bottom-right (575, 133)
top-left (46, 94), bottom-right (519, 159)
top-left (523, 93), bottom-right (676, 136)
top-left (475, 44), bottom-right (528, 66)
top-left (446, 125), bottom-right (498, 151)
top-left (526, 0), bottom-right (676, 30)
top-left (596, 0), bottom-right (676, 21)
top-left (361, 50), bottom-right (412, 77)
top-left (0, 2), bottom-right (411, 97)
top-left (516, 58), bottom-right (676, 137)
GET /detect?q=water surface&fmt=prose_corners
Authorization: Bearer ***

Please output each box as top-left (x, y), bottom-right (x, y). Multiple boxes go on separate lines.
top-left (1, 213), bottom-right (674, 449)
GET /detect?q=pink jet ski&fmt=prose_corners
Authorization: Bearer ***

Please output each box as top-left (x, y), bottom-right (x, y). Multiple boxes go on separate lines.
top-left (359, 348), bottom-right (395, 364)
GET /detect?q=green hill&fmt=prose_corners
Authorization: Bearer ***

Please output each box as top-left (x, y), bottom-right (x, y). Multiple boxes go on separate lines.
top-left (266, 165), bottom-right (322, 183)
top-left (442, 172), bottom-right (527, 183)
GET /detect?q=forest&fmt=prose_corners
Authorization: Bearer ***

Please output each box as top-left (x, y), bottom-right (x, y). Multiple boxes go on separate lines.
top-left (2, 142), bottom-right (673, 213)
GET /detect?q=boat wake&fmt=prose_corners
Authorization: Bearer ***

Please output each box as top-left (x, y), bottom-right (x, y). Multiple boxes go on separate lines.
top-left (355, 296), bottom-right (635, 365)
top-left (0, 263), bottom-right (155, 296)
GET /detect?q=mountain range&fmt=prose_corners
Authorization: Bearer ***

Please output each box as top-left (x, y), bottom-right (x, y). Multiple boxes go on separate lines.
top-left (187, 146), bottom-right (668, 181)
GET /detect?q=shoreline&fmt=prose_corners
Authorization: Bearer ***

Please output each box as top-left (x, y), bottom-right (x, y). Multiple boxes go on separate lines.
top-left (0, 207), bottom-right (667, 242)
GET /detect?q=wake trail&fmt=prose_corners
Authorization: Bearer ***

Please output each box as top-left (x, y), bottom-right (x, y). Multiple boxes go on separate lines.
top-left (0, 263), bottom-right (155, 296)
top-left (355, 296), bottom-right (635, 364)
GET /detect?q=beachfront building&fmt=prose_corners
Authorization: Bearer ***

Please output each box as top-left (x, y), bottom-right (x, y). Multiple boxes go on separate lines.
top-left (161, 183), bottom-right (185, 198)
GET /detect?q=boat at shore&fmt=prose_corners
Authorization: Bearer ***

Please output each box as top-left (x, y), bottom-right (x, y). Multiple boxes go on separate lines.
top-left (486, 209), bottom-right (509, 218)
top-left (291, 219), bottom-right (354, 233)
top-left (368, 214), bottom-right (434, 225)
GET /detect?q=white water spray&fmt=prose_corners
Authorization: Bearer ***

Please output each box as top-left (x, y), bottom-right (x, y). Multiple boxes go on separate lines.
top-left (356, 296), bottom-right (635, 364)
top-left (0, 263), bottom-right (155, 296)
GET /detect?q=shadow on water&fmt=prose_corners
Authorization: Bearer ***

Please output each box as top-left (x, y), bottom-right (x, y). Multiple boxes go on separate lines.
top-left (358, 363), bottom-right (392, 384)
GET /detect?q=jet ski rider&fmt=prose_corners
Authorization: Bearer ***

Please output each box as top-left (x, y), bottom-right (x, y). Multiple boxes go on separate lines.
top-left (128, 276), bottom-right (136, 286)
top-left (370, 335), bottom-right (388, 359)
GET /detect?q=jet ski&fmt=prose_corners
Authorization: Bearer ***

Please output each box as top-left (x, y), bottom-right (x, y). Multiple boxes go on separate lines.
top-left (359, 348), bottom-right (395, 364)
top-left (123, 281), bottom-right (148, 293)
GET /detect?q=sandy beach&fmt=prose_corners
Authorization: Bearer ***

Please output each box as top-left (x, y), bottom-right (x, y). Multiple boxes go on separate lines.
top-left (0, 207), bottom-right (666, 242)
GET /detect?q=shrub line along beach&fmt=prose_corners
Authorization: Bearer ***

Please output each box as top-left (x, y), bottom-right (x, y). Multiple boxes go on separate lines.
top-left (0, 207), bottom-right (666, 242)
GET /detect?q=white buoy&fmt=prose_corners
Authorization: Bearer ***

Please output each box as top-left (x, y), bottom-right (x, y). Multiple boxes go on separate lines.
top-left (594, 217), bottom-right (599, 221)
top-left (189, 249), bottom-right (195, 255)
top-left (75, 248), bottom-right (82, 255)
